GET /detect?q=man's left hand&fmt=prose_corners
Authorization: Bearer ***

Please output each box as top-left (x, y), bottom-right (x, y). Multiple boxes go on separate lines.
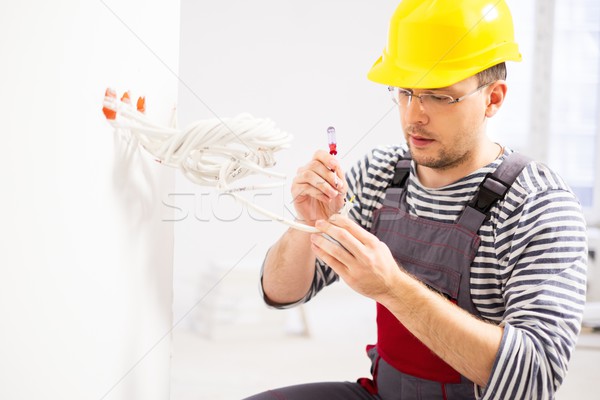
top-left (310, 215), bottom-right (401, 302)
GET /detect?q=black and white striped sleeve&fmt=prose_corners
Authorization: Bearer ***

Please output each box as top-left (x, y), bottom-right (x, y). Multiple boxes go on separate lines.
top-left (478, 165), bottom-right (588, 399)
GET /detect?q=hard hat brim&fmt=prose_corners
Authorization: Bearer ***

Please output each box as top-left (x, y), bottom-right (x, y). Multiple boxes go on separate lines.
top-left (368, 42), bottom-right (522, 89)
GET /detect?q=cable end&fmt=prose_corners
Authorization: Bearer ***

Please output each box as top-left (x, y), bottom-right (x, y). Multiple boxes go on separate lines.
top-left (120, 91), bottom-right (132, 104)
top-left (137, 96), bottom-right (146, 113)
top-left (102, 87), bottom-right (117, 120)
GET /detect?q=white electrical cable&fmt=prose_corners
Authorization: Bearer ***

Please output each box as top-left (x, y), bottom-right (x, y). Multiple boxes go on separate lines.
top-left (102, 89), bottom-right (319, 233)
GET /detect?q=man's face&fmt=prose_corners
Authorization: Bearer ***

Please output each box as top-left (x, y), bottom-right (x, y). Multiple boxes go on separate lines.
top-left (397, 76), bottom-right (490, 172)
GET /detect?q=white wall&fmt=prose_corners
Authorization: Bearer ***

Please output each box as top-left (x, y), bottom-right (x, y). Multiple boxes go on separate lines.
top-left (173, 0), bottom-right (403, 327)
top-left (0, 1), bottom-right (179, 399)
top-left (172, 0), bottom-right (534, 327)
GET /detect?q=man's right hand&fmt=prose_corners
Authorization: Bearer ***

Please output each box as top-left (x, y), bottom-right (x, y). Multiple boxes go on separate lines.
top-left (291, 150), bottom-right (347, 225)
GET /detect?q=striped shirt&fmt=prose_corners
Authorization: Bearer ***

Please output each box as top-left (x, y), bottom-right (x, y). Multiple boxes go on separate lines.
top-left (263, 145), bottom-right (588, 399)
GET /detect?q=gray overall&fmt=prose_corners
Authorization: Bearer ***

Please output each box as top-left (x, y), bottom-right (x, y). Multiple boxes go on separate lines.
top-left (243, 152), bottom-right (530, 400)
top-left (360, 152), bottom-right (530, 399)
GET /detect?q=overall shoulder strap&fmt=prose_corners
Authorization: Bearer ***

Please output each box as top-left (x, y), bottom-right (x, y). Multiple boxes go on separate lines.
top-left (383, 152), bottom-right (412, 208)
top-left (457, 152), bottom-right (531, 232)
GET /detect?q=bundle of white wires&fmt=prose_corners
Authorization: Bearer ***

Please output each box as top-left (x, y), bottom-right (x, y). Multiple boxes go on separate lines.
top-left (102, 89), bottom-right (319, 233)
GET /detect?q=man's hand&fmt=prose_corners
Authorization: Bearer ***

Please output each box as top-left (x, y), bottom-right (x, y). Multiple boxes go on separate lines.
top-left (310, 214), bottom-right (401, 302)
top-left (292, 150), bottom-right (346, 225)
top-left (310, 214), bottom-right (502, 387)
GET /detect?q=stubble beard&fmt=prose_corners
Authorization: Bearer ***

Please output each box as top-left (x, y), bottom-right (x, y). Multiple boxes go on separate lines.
top-left (405, 125), bottom-right (476, 172)
top-left (409, 143), bottom-right (472, 172)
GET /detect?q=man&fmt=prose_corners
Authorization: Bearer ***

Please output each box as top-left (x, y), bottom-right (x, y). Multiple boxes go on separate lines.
top-left (244, 1), bottom-right (587, 399)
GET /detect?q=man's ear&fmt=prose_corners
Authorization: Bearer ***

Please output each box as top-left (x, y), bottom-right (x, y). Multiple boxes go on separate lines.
top-left (485, 80), bottom-right (508, 118)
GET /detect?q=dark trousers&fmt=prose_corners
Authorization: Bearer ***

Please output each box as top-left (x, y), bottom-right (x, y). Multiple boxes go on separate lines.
top-left (242, 348), bottom-right (476, 400)
top-left (242, 381), bottom-right (378, 400)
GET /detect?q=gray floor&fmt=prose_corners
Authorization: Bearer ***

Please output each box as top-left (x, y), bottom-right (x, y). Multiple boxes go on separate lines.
top-left (170, 266), bottom-right (600, 400)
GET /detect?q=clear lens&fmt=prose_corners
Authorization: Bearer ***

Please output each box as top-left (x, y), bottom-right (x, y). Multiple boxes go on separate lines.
top-left (388, 86), bottom-right (454, 110)
top-left (388, 82), bottom-right (492, 111)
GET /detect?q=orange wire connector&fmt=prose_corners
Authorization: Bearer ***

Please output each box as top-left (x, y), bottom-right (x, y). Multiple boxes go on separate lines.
top-left (120, 91), bottom-right (131, 104)
top-left (102, 88), bottom-right (117, 120)
top-left (102, 88), bottom-right (146, 121)
top-left (137, 96), bottom-right (146, 113)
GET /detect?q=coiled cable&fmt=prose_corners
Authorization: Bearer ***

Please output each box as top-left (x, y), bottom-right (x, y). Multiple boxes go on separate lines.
top-left (102, 88), bottom-right (319, 233)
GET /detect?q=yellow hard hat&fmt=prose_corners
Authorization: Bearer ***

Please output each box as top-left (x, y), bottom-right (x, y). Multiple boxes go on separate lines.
top-left (368, 0), bottom-right (522, 89)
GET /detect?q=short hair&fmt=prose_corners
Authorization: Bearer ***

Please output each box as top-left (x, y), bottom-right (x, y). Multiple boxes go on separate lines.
top-left (475, 62), bottom-right (507, 85)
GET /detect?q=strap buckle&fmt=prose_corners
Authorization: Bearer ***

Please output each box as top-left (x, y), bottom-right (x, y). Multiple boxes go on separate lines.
top-left (469, 173), bottom-right (509, 214)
